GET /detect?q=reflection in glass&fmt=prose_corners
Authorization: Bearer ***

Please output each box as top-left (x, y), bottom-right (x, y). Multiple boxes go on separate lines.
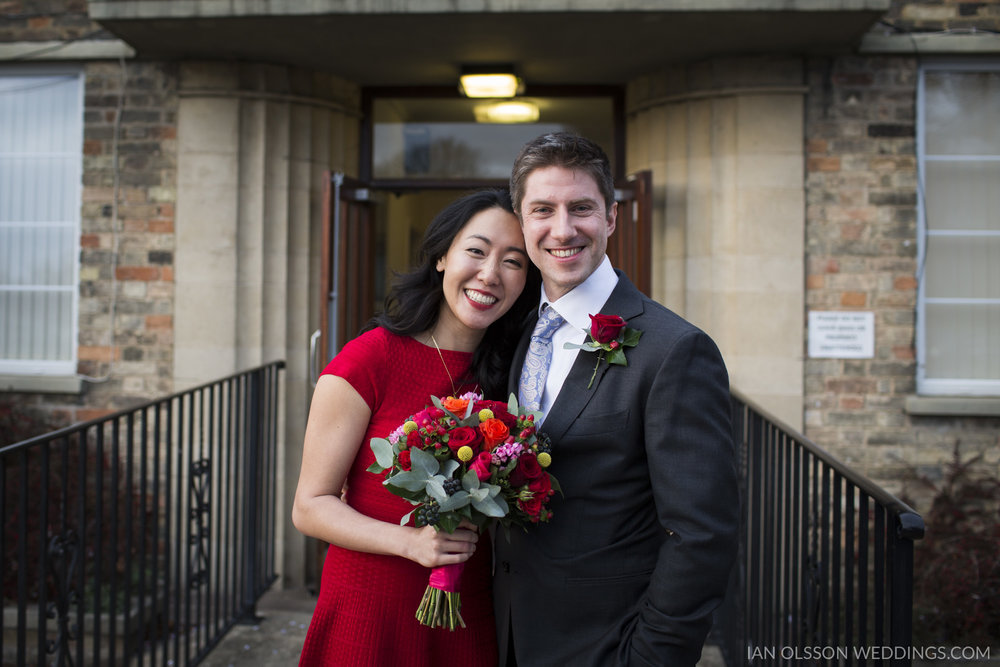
top-left (372, 97), bottom-right (615, 180)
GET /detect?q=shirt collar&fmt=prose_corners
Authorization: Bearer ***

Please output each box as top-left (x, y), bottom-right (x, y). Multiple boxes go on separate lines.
top-left (537, 256), bottom-right (618, 334)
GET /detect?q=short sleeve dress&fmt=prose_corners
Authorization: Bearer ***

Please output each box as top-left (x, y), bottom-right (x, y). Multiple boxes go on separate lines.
top-left (299, 327), bottom-right (498, 667)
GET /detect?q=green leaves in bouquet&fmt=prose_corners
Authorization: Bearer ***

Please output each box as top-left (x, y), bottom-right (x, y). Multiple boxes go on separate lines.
top-left (379, 443), bottom-right (504, 530)
top-left (368, 437), bottom-right (394, 473)
top-left (461, 468), bottom-right (507, 519)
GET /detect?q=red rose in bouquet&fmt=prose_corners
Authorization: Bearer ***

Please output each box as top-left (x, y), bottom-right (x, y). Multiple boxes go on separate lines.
top-left (528, 471), bottom-right (551, 496)
top-left (517, 495), bottom-right (544, 521)
top-left (397, 449), bottom-right (412, 471)
top-left (446, 426), bottom-right (481, 456)
top-left (508, 452), bottom-right (542, 486)
top-left (469, 451), bottom-right (492, 481)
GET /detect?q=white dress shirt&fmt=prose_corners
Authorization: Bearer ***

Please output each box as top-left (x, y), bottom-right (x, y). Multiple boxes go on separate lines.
top-left (532, 256), bottom-right (619, 422)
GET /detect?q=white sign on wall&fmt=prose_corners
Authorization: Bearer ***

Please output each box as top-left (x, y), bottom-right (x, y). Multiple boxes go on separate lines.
top-left (808, 311), bottom-right (875, 359)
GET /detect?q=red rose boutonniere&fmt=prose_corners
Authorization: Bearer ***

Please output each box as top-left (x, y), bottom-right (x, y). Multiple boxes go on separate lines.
top-left (564, 314), bottom-right (642, 388)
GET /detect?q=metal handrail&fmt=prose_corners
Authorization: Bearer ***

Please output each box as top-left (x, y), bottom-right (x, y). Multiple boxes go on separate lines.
top-left (731, 388), bottom-right (925, 539)
top-left (1, 361), bottom-right (284, 666)
top-left (717, 388), bottom-right (925, 667)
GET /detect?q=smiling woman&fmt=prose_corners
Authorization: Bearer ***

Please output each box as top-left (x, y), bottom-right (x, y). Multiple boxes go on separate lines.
top-left (292, 188), bottom-right (539, 667)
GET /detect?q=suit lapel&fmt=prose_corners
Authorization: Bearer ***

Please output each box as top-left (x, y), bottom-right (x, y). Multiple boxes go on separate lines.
top-left (538, 272), bottom-right (645, 443)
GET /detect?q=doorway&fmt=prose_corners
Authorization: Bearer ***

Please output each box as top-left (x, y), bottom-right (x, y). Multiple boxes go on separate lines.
top-left (313, 169), bottom-right (652, 379)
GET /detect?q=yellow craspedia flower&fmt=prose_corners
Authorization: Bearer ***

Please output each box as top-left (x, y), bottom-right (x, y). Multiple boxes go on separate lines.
top-left (457, 446), bottom-right (474, 462)
top-left (478, 408), bottom-right (494, 421)
top-left (402, 420), bottom-right (418, 434)
top-left (537, 452), bottom-right (552, 468)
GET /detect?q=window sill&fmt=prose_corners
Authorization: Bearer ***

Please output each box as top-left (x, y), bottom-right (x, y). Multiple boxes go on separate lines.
top-left (0, 374), bottom-right (83, 395)
top-left (905, 395), bottom-right (1000, 417)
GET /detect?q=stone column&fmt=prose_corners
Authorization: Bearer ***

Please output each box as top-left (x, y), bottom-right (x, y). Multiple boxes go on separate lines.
top-left (627, 57), bottom-right (806, 428)
top-left (174, 62), bottom-right (360, 586)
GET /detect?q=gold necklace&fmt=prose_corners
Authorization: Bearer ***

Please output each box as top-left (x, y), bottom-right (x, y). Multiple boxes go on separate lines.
top-left (429, 333), bottom-right (459, 397)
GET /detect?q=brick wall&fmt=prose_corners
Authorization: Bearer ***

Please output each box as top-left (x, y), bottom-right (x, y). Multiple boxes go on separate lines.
top-left (0, 1), bottom-right (101, 42)
top-left (803, 53), bottom-right (1000, 503)
top-left (0, 55), bottom-right (178, 430)
top-left (76, 60), bottom-right (178, 416)
top-left (1, 3), bottom-right (179, 430)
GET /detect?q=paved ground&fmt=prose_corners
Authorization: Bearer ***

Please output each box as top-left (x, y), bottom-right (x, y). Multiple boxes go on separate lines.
top-left (199, 585), bottom-right (727, 666)
top-left (198, 587), bottom-right (316, 667)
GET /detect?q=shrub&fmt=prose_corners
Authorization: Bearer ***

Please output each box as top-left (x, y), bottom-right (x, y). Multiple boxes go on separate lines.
top-left (905, 442), bottom-right (1000, 647)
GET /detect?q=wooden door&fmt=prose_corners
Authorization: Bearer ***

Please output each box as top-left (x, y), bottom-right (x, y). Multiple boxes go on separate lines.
top-left (609, 170), bottom-right (653, 296)
top-left (315, 172), bottom-right (375, 380)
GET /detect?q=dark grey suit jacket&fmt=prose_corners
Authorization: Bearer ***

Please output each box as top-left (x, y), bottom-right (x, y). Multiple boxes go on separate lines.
top-left (494, 272), bottom-right (738, 667)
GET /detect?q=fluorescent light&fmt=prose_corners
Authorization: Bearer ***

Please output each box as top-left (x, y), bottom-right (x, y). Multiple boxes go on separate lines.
top-left (459, 72), bottom-right (522, 98)
top-left (474, 101), bottom-right (540, 124)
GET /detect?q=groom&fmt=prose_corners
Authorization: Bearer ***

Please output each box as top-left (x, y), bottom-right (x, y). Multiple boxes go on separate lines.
top-left (494, 132), bottom-right (739, 666)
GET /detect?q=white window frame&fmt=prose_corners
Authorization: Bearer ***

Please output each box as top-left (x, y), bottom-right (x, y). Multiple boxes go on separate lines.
top-left (0, 65), bottom-right (83, 377)
top-left (916, 59), bottom-right (1000, 396)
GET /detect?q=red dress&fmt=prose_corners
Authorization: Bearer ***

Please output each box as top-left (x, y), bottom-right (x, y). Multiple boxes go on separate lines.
top-left (299, 328), bottom-right (498, 667)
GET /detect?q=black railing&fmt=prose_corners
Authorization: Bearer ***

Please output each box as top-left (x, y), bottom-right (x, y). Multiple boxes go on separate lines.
top-left (715, 389), bottom-right (925, 667)
top-left (1, 361), bottom-right (284, 667)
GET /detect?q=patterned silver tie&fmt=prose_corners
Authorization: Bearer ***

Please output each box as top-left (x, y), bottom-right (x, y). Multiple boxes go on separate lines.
top-left (517, 306), bottom-right (565, 412)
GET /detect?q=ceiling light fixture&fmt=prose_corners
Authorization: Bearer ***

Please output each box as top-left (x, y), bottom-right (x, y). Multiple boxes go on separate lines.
top-left (459, 65), bottom-right (523, 99)
top-left (473, 101), bottom-right (540, 124)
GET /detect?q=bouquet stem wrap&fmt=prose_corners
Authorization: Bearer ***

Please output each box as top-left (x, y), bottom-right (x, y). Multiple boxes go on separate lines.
top-left (415, 562), bottom-right (465, 630)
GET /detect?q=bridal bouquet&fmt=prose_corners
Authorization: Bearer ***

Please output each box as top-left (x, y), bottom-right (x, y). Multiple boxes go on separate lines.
top-left (368, 392), bottom-right (558, 630)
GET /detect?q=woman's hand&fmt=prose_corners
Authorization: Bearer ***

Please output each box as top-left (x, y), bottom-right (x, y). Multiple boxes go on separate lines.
top-left (404, 521), bottom-right (479, 568)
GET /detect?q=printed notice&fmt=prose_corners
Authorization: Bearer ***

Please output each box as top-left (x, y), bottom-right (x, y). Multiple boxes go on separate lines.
top-left (808, 311), bottom-right (874, 359)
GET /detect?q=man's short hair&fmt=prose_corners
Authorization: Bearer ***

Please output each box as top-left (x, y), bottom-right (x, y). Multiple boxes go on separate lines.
top-left (510, 132), bottom-right (616, 217)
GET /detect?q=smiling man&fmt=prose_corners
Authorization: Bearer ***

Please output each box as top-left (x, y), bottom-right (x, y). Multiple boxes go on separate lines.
top-left (494, 132), bottom-right (739, 667)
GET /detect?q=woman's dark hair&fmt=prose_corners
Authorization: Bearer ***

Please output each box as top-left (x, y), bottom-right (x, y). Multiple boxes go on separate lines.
top-left (366, 189), bottom-right (540, 399)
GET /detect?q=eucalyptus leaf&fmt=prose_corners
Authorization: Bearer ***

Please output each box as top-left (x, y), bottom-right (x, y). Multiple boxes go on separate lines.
top-left (399, 508), bottom-right (416, 527)
top-left (385, 470), bottom-right (432, 492)
top-left (462, 468), bottom-right (480, 492)
top-left (438, 490), bottom-right (470, 512)
top-left (471, 494), bottom-right (505, 518)
top-left (370, 437), bottom-right (394, 470)
top-left (507, 393), bottom-right (518, 415)
top-left (426, 478), bottom-right (447, 504)
top-left (410, 447), bottom-right (440, 477)
top-left (441, 459), bottom-right (460, 477)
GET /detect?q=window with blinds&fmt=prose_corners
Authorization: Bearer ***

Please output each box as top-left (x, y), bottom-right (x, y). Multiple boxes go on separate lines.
top-left (917, 62), bottom-right (1000, 396)
top-left (0, 68), bottom-right (83, 376)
